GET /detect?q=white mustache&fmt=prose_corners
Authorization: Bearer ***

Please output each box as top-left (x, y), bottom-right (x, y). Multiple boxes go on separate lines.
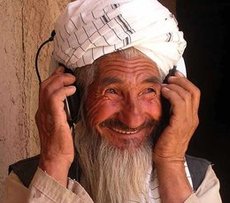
top-left (100, 119), bottom-right (157, 133)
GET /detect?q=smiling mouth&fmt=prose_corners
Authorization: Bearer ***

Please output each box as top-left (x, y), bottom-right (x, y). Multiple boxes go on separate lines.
top-left (109, 126), bottom-right (140, 135)
top-left (100, 119), bottom-right (145, 136)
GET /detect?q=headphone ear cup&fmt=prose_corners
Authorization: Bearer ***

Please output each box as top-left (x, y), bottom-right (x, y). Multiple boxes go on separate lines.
top-left (63, 65), bottom-right (81, 125)
top-left (66, 88), bottom-right (81, 124)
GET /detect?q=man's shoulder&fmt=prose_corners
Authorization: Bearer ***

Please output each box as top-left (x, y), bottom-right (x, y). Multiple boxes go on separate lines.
top-left (186, 154), bottom-right (211, 167)
top-left (9, 154), bottom-right (40, 175)
top-left (8, 154), bottom-right (40, 188)
top-left (185, 154), bottom-right (211, 191)
top-left (8, 154), bottom-right (80, 188)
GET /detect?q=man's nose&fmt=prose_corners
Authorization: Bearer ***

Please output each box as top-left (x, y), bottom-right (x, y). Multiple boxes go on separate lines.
top-left (118, 97), bottom-right (145, 129)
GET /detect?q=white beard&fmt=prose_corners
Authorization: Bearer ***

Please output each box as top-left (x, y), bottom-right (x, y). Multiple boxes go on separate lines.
top-left (74, 123), bottom-right (153, 203)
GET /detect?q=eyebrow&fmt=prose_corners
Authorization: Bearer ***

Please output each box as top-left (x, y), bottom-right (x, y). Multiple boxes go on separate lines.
top-left (143, 76), bottom-right (162, 84)
top-left (100, 77), bottom-right (123, 86)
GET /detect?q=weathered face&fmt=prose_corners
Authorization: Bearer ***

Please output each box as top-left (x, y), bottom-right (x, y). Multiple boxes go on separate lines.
top-left (85, 53), bottom-right (162, 149)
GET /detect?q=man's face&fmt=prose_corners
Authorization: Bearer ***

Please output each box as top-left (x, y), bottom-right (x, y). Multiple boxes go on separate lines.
top-left (85, 53), bottom-right (162, 149)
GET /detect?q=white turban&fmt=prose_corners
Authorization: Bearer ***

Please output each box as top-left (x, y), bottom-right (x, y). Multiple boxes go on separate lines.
top-left (53, 0), bottom-right (187, 78)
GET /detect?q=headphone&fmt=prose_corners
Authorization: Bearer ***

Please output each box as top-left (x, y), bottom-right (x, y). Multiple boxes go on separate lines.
top-left (34, 30), bottom-right (81, 128)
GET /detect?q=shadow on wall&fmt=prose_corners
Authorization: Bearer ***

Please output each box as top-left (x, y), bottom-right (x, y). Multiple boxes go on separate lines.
top-left (177, 0), bottom-right (230, 202)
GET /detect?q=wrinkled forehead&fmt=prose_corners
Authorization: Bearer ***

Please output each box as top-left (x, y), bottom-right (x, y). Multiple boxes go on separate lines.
top-left (93, 50), bottom-right (162, 82)
top-left (93, 48), bottom-right (186, 80)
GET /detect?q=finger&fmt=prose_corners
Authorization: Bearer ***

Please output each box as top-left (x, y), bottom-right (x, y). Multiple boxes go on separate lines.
top-left (42, 86), bottom-right (76, 126)
top-left (161, 86), bottom-right (188, 116)
top-left (40, 74), bottom-right (76, 100)
top-left (42, 65), bottom-right (74, 88)
top-left (165, 83), bottom-right (200, 118)
top-left (163, 83), bottom-right (193, 109)
top-left (46, 72), bottom-right (76, 87)
top-left (167, 76), bottom-right (200, 112)
top-left (48, 86), bottom-right (77, 112)
top-left (162, 84), bottom-right (194, 122)
top-left (163, 84), bottom-right (191, 102)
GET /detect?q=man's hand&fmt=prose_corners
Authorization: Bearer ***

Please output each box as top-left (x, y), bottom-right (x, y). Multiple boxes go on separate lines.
top-left (154, 71), bottom-right (200, 162)
top-left (153, 71), bottom-right (200, 203)
top-left (35, 66), bottom-right (76, 187)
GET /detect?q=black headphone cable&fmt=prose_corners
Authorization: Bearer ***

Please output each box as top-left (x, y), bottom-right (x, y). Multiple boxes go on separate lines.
top-left (35, 30), bottom-right (56, 84)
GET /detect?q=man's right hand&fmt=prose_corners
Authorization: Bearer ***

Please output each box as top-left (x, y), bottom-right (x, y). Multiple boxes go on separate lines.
top-left (35, 66), bottom-right (76, 187)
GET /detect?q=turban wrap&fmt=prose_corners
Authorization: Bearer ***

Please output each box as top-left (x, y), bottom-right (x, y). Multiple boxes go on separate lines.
top-left (53, 0), bottom-right (187, 78)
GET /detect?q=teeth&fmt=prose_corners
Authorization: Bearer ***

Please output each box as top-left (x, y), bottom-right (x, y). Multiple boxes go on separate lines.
top-left (111, 127), bottom-right (138, 134)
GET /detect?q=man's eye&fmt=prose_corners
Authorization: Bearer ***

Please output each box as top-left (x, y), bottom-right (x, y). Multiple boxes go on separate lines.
top-left (105, 88), bottom-right (118, 94)
top-left (142, 87), bottom-right (156, 95)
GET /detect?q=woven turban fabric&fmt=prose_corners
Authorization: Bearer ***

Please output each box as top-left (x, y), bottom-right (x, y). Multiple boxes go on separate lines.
top-left (53, 0), bottom-right (187, 78)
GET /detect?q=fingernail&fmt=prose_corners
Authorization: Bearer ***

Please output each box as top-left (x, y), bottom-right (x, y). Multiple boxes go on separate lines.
top-left (70, 86), bottom-right (76, 92)
top-left (162, 86), bottom-right (169, 91)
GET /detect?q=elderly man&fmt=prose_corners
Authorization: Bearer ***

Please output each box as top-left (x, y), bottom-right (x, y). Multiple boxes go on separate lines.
top-left (4, 0), bottom-right (222, 202)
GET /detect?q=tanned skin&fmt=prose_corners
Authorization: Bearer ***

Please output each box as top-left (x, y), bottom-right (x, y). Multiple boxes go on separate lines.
top-left (36, 53), bottom-right (200, 202)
